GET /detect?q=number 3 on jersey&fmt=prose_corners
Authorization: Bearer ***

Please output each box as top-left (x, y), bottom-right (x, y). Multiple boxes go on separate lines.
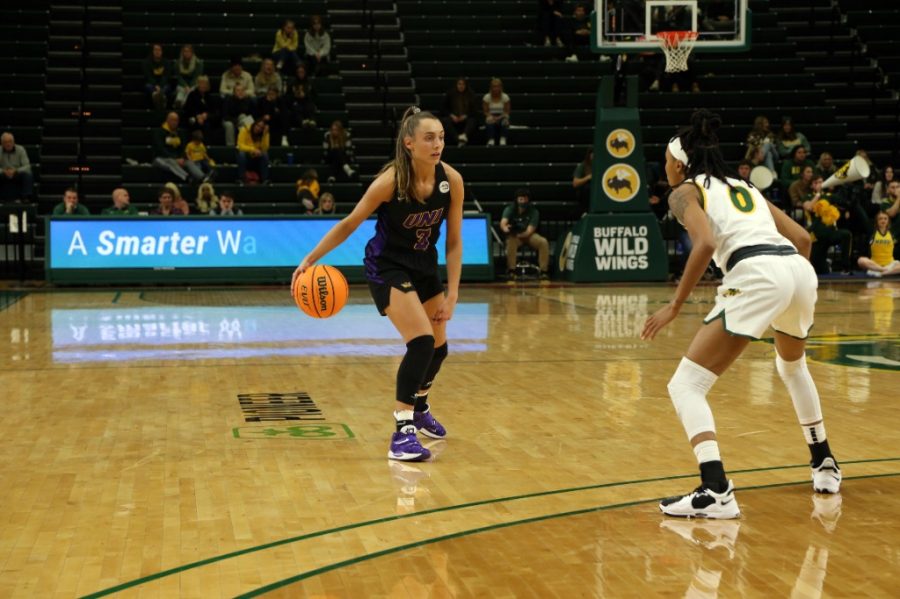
top-left (414, 228), bottom-right (431, 250)
top-left (729, 186), bottom-right (755, 213)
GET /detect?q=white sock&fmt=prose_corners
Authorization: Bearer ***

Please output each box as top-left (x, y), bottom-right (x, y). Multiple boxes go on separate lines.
top-left (802, 422), bottom-right (827, 446)
top-left (775, 353), bottom-right (826, 443)
top-left (693, 440), bottom-right (722, 464)
top-left (394, 409), bottom-right (415, 433)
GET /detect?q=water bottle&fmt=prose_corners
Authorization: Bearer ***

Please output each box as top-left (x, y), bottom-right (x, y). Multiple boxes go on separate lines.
top-left (286, 152), bottom-right (294, 165)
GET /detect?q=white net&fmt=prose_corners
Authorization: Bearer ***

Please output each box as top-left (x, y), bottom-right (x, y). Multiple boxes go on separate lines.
top-left (658, 32), bottom-right (698, 73)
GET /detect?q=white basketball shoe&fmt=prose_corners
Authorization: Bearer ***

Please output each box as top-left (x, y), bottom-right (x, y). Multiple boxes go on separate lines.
top-left (812, 457), bottom-right (842, 494)
top-left (660, 480), bottom-right (741, 519)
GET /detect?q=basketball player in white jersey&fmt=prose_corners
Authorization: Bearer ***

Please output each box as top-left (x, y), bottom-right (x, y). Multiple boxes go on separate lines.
top-left (641, 109), bottom-right (841, 519)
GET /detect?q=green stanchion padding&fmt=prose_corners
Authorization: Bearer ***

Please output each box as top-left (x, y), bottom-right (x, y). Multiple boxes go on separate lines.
top-left (561, 213), bottom-right (668, 282)
top-left (590, 77), bottom-right (651, 214)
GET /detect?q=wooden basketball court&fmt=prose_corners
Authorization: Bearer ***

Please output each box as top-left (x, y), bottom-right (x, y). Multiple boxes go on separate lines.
top-left (1, 280), bottom-right (898, 597)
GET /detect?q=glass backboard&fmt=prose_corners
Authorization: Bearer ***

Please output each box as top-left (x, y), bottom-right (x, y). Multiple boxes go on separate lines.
top-left (594, 0), bottom-right (750, 53)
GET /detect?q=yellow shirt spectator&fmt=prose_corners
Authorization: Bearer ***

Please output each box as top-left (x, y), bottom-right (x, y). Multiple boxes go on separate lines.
top-left (184, 141), bottom-right (215, 164)
top-left (237, 125), bottom-right (270, 153)
top-left (273, 29), bottom-right (299, 53)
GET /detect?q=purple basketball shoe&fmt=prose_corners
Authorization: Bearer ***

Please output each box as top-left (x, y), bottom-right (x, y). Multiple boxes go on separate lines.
top-left (413, 409), bottom-right (447, 439)
top-left (388, 430), bottom-right (432, 462)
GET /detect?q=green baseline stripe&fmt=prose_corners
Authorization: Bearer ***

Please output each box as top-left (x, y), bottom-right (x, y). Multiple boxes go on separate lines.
top-left (80, 457), bottom-right (900, 598)
top-left (236, 472), bottom-right (900, 598)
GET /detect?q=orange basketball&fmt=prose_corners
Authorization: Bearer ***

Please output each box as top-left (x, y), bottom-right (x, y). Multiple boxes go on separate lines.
top-left (293, 265), bottom-right (349, 318)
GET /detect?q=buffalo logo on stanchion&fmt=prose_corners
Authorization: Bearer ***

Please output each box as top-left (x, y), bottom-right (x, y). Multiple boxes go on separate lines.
top-left (606, 129), bottom-right (636, 158)
top-left (601, 164), bottom-right (640, 202)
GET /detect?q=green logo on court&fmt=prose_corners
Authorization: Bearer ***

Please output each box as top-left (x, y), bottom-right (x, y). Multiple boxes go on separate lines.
top-left (762, 334), bottom-right (900, 371)
top-left (233, 423), bottom-right (355, 439)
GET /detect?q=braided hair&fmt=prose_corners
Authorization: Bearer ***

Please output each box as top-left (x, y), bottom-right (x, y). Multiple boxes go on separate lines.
top-left (676, 109), bottom-right (740, 189)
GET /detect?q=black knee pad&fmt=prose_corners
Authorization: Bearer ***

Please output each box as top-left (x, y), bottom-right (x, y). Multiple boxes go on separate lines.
top-left (396, 335), bottom-right (435, 405)
top-left (421, 342), bottom-right (449, 389)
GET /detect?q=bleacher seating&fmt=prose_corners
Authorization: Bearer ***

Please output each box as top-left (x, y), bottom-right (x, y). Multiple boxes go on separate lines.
top-left (3, 0), bottom-right (898, 276)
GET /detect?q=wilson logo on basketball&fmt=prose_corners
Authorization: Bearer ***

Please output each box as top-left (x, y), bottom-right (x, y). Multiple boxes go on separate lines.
top-left (601, 164), bottom-right (640, 202)
top-left (317, 275), bottom-right (329, 312)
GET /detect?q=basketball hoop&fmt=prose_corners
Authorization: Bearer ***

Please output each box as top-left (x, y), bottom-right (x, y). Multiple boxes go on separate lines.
top-left (657, 31), bottom-right (699, 73)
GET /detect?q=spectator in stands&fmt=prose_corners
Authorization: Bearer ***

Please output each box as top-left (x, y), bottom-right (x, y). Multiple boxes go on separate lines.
top-left (254, 58), bottom-right (283, 97)
top-left (304, 15), bottom-right (332, 76)
top-left (257, 85), bottom-right (290, 148)
top-left (775, 116), bottom-right (811, 161)
top-left (153, 112), bottom-right (204, 183)
top-left (102, 188), bottom-right (138, 215)
top-left (195, 182), bottom-right (218, 214)
top-left (858, 211), bottom-right (900, 277)
top-left (802, 178), bottom-right (852, 274)
top-left (0, 132), bottom-right (33, 202)
top-left (483, 78), bottom-right (511, 147)
top-left (288, 64), bottom-right (318, 129)
top-left (815, 151), bottom-right (836, 179)
top-left (562, 3), bottom-right (592, 62)
top-left (779, 145), bottom-right (815, 190)
top-left (220, 57), bottom-right (254, 97)
top-left (184, 130), bottom-right (216, 182)
top-left (152, 187), bottom-right (186, 216)
top-left (165, 182), bottom-right (191, 215)
top-left (871, 164), bottom-right (894, 210)
top-left (288, 64), bottom-right (317, 129)
top-left (440, 78), bottom-right (480, 147)
top-left (52, 187), bottom-right (89, 216)
top-left (745, 115), bottom-right (777, 174)
top-left (237, 121), bottom-right (270, 185)
top-left (296, 168), bottom-right (320, 212)
top-left (323, 120), bottom-right (356, 181)
top-left (572, 146), bottom-right (593, 215)
top-left (222, 83), bottom-right (255, 147)
top-left (142, 43), bottom-right (173, 110)
top-left (314, 191), bottom-right (336, 215)
top-left (537, 0), bottom-right (565, 47)
top-left (210, 191), bottom-right (243, 215)
top-left (500, 188), bottom-right (550, 281)
top-left (878, 181), bottom-right (900, 248)
top-left (272, 19), bottom-right (301, 75)
top-left (788, 165), bottom-right (814, 210)
top-left (737, 159), bottom-right (752, 182)
top-left (173, 44), bottom-right (203, 109)
top-left (182, 76), bottom-right (222, 138)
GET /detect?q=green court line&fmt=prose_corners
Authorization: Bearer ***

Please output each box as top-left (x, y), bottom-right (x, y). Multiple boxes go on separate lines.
top-left (80, 457), bottom-right (900, 598)
top-left (235, 471), bottom-right (900, 598)
top-left (110, 291), bottom-right (121, 304)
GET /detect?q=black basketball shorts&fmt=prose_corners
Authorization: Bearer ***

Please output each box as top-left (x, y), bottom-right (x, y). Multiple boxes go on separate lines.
top-left (367, 267), bottom-right (445, 316)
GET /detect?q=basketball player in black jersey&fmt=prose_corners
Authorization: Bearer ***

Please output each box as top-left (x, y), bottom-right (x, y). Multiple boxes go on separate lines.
top-left (291, 107), bottom-right (464, 461)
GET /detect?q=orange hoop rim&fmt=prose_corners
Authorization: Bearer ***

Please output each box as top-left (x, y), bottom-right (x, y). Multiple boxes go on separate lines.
top-left (657, 30), bottom-right (699, 48)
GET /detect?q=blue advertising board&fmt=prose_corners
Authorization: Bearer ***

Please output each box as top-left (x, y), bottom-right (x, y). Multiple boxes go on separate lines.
top-left (46, 215), bottom-right (494, 283)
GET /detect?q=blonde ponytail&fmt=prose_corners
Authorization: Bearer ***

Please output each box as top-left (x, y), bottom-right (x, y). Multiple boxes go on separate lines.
top-left (379, 106), bottom-right (438, 203)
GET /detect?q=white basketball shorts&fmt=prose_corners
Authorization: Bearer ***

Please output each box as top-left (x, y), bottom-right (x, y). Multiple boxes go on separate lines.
top-left (703, 253), bottom-right (817, 340)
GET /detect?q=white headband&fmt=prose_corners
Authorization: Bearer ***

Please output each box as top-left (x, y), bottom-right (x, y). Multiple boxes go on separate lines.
top-left (668, 136), bottom-right (689, 166)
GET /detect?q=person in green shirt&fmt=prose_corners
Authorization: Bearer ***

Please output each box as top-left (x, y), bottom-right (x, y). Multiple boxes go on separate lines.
top-left (101, 188), bottom-right (139, 215)
top-left (779, 145), bottom-right (815, 190)
top-left (52, 188), bottom-right (90, 216)
top-left (500, 188), bottom-right (550, 281)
